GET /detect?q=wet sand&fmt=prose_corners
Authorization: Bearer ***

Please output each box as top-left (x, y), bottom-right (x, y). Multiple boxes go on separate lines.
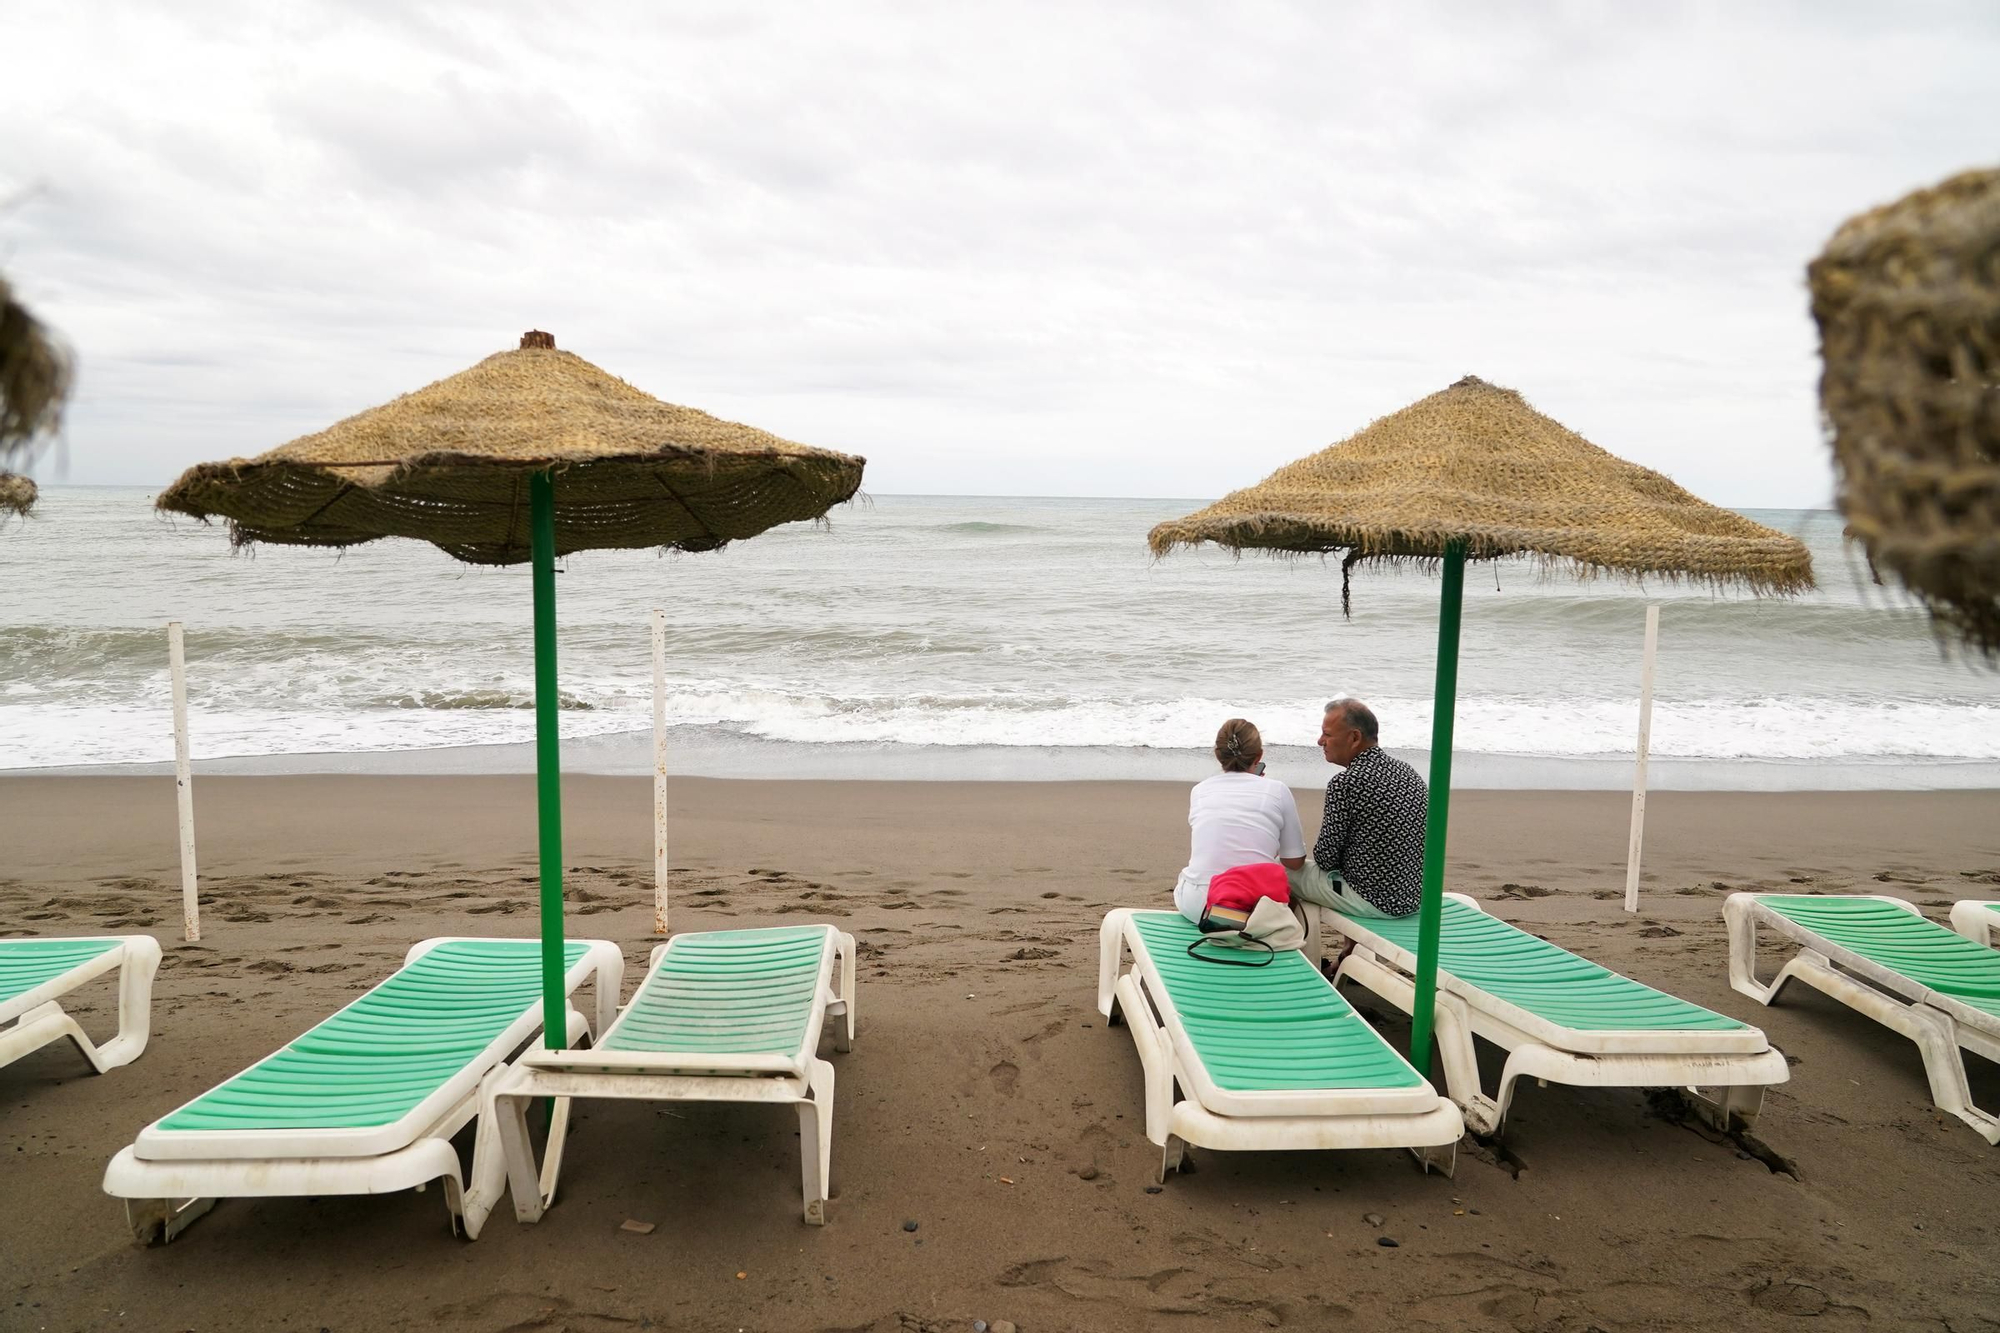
top-left (3, 776), bottom-right (1998, 1332)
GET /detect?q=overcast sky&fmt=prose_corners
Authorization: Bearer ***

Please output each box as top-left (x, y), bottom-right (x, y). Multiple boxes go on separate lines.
top-left (3, 2), bottom-right (1994, 504)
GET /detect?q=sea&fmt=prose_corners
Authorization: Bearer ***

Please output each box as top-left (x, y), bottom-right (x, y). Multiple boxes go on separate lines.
top-left (3, 487), bottom-right (1997, 790)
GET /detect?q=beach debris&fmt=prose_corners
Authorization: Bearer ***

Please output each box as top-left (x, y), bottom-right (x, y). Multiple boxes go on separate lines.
top-left (1363, 1212), bottom-right (1385, 1227)
top-left (1377, 1237), bottom-right (1399, 1248)
top-left (1143, 1185), bottom-right (1163, 1194)
top-left (1076, 1166), bottom-right (1099, 1181)
top-left (901, 1219), bottom-right (920, 1232)
top-left (1638, 925), bottom-right (1682, 938)
top-left (974, 1323), bottom-right (988, 1332)
top-left (990, 1322), bottom-right (1018, 1333)
top-left (998, 1176), bottom-right (1014, 1185)
top-left (619, 1219), bottom-right (656, 1234)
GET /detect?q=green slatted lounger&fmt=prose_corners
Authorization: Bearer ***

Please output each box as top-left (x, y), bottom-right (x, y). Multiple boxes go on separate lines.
top-left (487, 924), bottom-right (856, 1226)
top-left (1725, 893), bottom-right (2000, 1144)
top-left (1094, 909), bottom-right (1463, 1184)
top-left (1318, 895), bottom-right (1786, 1137)
top-left (1950, 900), bottom-right (2000, 950)
top-left (103, 935), bottom-right (623, 1243)
top-left (2, 935), bottom-right (162, 1076)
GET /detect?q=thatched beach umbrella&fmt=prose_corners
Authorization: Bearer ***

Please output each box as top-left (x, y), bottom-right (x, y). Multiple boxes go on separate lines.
top-left (1810, 167), bottom-right (2000, 658)
top-left (160, 331), bottom-right (865, 1048)
top-left (1151, 375), bottom-right (1812, 1074)
top-left (0, 274), bottom-right (71, 467)
top-left (0, 470), bottom-right (35, 518)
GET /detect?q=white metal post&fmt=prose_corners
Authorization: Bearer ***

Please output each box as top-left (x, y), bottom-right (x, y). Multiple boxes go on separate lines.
top-left (652, 608), bottom-right (669, 936)
top-left (168, 621), bottom-right (200, 942)
top-left (1624, 603), bottom-right (1660, 915)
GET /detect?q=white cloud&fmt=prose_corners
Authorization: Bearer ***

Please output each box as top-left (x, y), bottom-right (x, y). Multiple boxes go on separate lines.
top-left (3, 0), bottom-right (1995, 503)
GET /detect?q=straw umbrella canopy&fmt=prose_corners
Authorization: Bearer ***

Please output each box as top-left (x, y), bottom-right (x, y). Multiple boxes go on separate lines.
top-left (1151, 376), bottom-right (1812, 1074)
top-left (1809, 167), bottom-right (2000, 658)
top-left (160, 331), bottom-right (865, 1049)
top-left (0, 470), bottom-right (35, 518)
top-left (0, 273), bottom-right (71, 468)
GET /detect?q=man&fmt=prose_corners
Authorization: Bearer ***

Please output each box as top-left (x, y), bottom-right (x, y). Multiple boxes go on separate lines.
top-left (1287, 698), bottom-right (1427, 919)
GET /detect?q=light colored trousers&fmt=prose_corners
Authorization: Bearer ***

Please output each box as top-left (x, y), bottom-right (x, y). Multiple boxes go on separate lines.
top-left (1286, 859), bottom-right (1389, 919)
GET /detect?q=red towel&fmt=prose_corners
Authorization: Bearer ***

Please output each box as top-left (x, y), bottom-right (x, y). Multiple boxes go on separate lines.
top-left (1205, 861), bottom-right (1291, 913)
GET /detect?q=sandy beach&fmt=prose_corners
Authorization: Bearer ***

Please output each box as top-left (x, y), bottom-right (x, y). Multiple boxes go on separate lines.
top-left (3, 775), bottom-right (1998, 1332)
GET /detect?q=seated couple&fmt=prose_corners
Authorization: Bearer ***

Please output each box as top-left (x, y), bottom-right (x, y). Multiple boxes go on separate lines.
top-left (1173, 700), bottom-right (1427, 927)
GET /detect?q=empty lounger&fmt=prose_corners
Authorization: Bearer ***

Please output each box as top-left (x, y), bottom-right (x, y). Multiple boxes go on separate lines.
top-left (2, 935), bottom-right (163, 1076)
top-left (1318, 895), bottom-right (1786, 1137)
top-left (1726, 893), bottom-right (2000, 1145)
top-left (487, 924), bottom-right (856, 1226)
top-left (1094, 909), bottom-right (1463, 1183)
top-left (103, 936), bottom-right (622, 1242)
top-left (1950, 899), bottom-right (2000, 949)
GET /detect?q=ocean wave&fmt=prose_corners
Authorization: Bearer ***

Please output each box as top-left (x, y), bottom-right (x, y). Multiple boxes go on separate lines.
top-left (374, 689), bottom-right (596, 711)
top-left (6, 687), bottom-right (1999, 769)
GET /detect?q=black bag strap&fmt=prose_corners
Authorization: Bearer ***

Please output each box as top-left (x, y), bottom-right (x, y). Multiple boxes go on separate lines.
top-left (1185, 934), bottom-right (1276, 967)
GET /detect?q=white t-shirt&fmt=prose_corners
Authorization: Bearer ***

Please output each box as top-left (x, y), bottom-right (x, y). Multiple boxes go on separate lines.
top-left (1173, 772), bottom-right (1306, 920)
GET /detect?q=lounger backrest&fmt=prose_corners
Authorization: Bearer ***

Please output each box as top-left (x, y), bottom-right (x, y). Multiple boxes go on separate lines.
top-left (1, 938), bottom-right (126, 1020)
top-left (1352, 900), bottom-right (1749, 1033)
top-left (1757, 896), bottom-right (2000, 1023)
top-left (1129, 912), bottom-right (1425, 1095)
top-left (599, 925), bottom-right (831, 1066)
top-left (155, 939), bottom-right (594, 1134)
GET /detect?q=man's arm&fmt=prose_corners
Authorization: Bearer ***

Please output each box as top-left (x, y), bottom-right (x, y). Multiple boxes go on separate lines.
top-left (1312, 776), bottom-right (1348, 873)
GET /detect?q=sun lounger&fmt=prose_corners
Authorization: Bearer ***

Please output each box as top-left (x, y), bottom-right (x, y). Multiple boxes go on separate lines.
top-left (2, 935), bottom-right (163, 1076)
top-left (1950, 899), bottom-right (2000, 949)
top-left (486, 924), bottom-right (856, 1226)
top-left (1315, 895), bottom-right (1786, 1137)
top-left (1094, 909), bottom-right (1463, 1183)
top-left (103, 936), bottom-right (622, 1243)
top-left (1725, 893), bottom-right (2000, 1144)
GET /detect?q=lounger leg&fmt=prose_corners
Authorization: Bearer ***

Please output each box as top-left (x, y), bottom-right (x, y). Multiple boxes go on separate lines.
top-left (456, 1066), bottom-right (515, 1239)
top-left (830, 931), bottom-right (856, 1054)
top-left (125, 1196), bottom-right (215, 1245)
top-left (1158, 1134), bottom-right (1187, 1184)
top-left (1686, 1081), bottom-right (1767, 1135)
top-left (1097, 911), bottom-right (1131, 1020)
top-left (89, 937), bottom-right (163, 1072)
top-left (1724, 894), bottom-right (1780, 1003)
top-left (795, 1058), bottom-right (835, 1225)
top-left (491, 1079), bottom-right (549, 1225)
top-left (1113, 973), bottom-right (1176, 1148)
top-left (0, 1002), bottom-right (95, 1071)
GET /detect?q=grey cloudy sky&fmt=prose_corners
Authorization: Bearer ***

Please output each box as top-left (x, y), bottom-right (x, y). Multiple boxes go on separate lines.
top-left (3, 1), bottom-right (1994, 503)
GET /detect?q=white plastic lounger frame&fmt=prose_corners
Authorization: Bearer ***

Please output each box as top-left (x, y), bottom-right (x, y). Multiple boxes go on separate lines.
top-left (1, 936), bottom-right (163, 1075)
top-left (1951, 900), bottom-right (1999, 949)
top-left (102, 936), bottom-right (623, 1243)
top-left (1725, 893), bottom-right (2000, 1145)
top-left (1321, 895), bottom-right (1787, 1137)
top-left (487, 925), bottom-right (856, 1226)
top-left (1095, 909), bottom-right (1463, 1183)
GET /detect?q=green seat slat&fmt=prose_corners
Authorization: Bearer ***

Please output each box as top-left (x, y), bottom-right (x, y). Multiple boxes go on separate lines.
top-left (601, 926), bottom-right (826, 1056)
top-left (159, 940), bottom-right (589, 1133)
top-left (1129, 913), bottom-right (1423, 1093)
top-left (1759, 896), bottom-right (2000, 1019)
top-left (1356, 901), bottom-right (1746, 1032)
top-left (0, 938), bottom-right (124, 1005)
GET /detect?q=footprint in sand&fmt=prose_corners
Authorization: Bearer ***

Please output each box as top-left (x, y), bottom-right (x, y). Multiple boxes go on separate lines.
top-left (989, 1060), bottom-right (1020, 1094)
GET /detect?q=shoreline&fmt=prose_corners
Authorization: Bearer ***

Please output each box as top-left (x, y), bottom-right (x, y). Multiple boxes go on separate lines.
top-left (11, 728), bottom-right (2000, 791)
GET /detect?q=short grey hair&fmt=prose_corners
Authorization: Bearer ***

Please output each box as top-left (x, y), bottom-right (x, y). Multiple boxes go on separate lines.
top-left (1323, 698), bottom-right (1379, 743)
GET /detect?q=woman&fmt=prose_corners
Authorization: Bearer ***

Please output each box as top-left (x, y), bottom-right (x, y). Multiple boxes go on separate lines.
top-left (1173, 718), bottom-right (1306, 923)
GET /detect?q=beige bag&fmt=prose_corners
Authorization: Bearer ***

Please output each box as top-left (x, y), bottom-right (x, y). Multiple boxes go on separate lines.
top-left (1185, 896), bottom-right (1307, 966)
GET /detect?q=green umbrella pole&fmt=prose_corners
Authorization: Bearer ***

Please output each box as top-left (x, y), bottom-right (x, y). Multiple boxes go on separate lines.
top-left (530, 472), bottom-right (567, 1051)
top-left (1407, 541), bottom-right (1466, 1077)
